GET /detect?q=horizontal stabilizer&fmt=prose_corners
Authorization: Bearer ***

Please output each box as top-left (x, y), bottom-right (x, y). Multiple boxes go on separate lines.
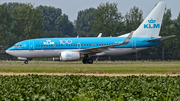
top-left (146, 35), bottom-right (176, 42)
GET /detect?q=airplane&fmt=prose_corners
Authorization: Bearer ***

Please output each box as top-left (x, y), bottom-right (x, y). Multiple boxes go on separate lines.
top-left (6, 2), bottom-right (175, 64)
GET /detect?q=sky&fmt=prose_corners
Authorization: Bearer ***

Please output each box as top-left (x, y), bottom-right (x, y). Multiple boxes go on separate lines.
top-left (1, 0), bottom-right (180, 22)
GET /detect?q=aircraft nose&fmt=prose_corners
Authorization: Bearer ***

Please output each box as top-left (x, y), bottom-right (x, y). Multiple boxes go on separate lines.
top-left (6, 50), bottom-right (10, 54)
top-left (6, 47), bottom-right (12, 55)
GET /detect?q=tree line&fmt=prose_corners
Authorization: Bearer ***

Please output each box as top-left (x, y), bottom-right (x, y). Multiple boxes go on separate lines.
top-left (0, 2), bottom-right (179, 60)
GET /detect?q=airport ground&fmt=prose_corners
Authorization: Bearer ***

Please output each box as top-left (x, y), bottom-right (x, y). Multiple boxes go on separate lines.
top-left (1, 60), bottom-right (180, 100)
top-left (0, 60), bottom-right (180, 76)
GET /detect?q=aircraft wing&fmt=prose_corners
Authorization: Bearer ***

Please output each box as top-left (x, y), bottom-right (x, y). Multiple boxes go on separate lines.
top-left (78, 31), bottom-right (133, 54)
top-left (146, 35), bottom-right (176, 42)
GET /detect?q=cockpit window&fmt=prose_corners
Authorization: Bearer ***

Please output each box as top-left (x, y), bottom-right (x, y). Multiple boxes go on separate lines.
top-left (13, 44), bottom-right (22, 47)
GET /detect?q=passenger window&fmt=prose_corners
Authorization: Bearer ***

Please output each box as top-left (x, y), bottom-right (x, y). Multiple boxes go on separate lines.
top-left (84, 44), bottom-right (86, 46)
top-left (41, 45), bottom-right (43, 47)
top-left (36, 45), bottom-right (38, 47)
top-left (61, 45), bottom-right (63, 46)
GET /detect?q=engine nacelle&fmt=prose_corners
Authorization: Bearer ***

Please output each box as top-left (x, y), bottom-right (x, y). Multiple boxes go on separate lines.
top-left (60, 52), bottom-right (81, 61)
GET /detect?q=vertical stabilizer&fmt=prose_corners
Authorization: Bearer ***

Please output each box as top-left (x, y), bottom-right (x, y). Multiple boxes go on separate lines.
top-left (133, 2), bottom-right (166, 37)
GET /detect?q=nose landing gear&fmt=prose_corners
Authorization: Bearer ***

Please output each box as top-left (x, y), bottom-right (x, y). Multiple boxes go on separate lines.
top-left (24, 60), bottom-right (28, 64)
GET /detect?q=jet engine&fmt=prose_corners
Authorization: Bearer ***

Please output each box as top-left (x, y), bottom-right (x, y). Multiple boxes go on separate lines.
top-left (60, 51), bottom-right (81, 61)
top-left (53, 51), bottom-right (82, 61)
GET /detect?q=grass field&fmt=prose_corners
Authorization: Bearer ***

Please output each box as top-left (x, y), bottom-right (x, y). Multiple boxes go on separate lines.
top-left (0, 61), bottom-right (180, 100)
top-left (0, 60), bottom-right (180, 74)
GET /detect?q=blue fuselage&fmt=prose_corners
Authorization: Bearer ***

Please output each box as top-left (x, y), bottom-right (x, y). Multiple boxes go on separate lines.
top-left (7, 37), bottom-right (160, 50)
top-left (6, 37), bottom-right (160, 58)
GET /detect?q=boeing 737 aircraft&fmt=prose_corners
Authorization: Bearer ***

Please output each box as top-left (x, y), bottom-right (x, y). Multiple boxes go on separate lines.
top-left (6, 2), bottom-right (175, 64)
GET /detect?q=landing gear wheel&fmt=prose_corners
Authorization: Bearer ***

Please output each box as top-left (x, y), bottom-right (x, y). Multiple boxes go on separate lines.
top-left (82, 59), bottom-right (87, 64)
top-left (87, 59), bottom-right (93, 64)
top-left (24, 60), bottom-right (28, 64)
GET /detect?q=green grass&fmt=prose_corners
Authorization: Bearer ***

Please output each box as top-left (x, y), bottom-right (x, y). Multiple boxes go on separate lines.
top-left (0, 61), bottom-right (180, 74)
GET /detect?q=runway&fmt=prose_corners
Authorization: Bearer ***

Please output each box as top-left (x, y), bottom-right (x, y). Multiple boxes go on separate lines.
top-left (0, 73), bottom-right (179, 76)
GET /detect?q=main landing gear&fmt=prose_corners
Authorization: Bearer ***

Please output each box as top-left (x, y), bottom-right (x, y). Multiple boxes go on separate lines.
top-left (82, 58), bottom-right (93, 64)
top-left (82, 54), bottom-right (93, 64)
top-left (24, 60), bottom-right (28, 64)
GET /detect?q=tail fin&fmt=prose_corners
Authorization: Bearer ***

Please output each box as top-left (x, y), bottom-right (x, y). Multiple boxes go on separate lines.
top-left (133, 2), bottom-right (166, 37)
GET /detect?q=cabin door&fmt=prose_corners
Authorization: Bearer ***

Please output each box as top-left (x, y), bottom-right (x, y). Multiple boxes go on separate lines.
top-left (77, 43), bottom-right (81, 49)
top-left (132, 40), bottom-right (136, 49)
top-left (29, 41), bottom-right (34, 51)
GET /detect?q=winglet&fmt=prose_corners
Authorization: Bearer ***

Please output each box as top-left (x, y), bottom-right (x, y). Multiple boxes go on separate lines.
top-left (122, 31), bottom-right (134, 44)
top-left (97, 33), bottom-right (102, 37)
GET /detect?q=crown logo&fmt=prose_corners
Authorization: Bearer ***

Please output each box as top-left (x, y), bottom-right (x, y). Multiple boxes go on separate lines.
top-left (66, 54), bottom-right (71, 57)
top-left (148, 19), bottom-right (156, 23)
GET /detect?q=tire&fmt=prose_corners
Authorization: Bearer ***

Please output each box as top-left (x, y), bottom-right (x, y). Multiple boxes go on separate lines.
top-left (24, 60), bottom-right (28, 64)
top-left (82, 59), bottom-right (87, 64)
top-left (87, 59), bottom-right (93, 64)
